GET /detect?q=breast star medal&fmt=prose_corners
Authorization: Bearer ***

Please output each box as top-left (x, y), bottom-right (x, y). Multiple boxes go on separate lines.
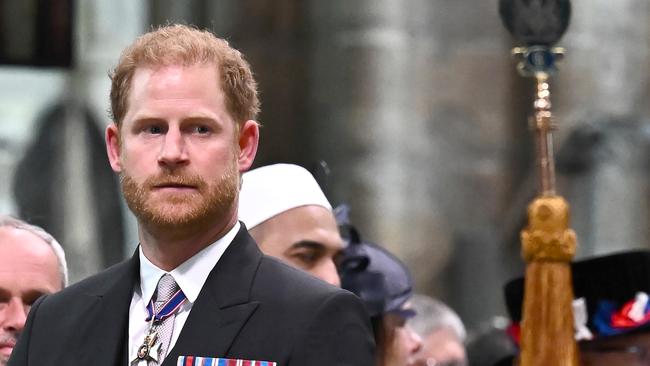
top-left (132, 329), bottom-right (161, 364)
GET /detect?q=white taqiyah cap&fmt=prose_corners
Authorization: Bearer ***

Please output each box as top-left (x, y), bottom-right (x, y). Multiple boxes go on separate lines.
top-left (238, 163), bottom-right (333, 229)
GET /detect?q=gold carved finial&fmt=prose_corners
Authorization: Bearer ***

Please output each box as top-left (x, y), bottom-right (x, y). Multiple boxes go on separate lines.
top-left (521, 196), bottom-right (576, 262)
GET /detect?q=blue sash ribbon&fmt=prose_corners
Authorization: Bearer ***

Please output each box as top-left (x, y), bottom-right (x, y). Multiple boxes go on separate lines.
top-left (145, 288), bottom-right (187, 322)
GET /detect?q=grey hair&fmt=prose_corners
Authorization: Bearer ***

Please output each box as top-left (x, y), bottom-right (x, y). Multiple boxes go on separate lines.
top-left (409, 294), bottom-right (466, 341)
top-left (0, 215), bottom-right (69, 287)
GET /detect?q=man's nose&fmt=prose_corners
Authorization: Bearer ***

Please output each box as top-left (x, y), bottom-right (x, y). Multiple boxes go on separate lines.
top-left (158, 128), bottom-right (189, 167)
top-left (407, 326), bottom-right (423, 355)
top-left (1, 298), bottom-right (27, 333)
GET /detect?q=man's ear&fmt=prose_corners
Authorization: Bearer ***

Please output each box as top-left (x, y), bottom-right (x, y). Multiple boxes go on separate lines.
top-left (237, 120), bottom-right (259, 173)
top-left (105, 122), bottom-right (123, 173)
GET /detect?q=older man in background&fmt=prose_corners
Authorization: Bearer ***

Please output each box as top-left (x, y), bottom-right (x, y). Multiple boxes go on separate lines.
top-left (0, 216), bottom-right (67, 365)
top-left (408, 294), bottom-right (467, 366)
top-left (239, 163), bottom-right (343, 286)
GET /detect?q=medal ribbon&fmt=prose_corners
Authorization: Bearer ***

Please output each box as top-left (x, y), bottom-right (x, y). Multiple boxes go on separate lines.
top-left (145, 288), bottom-right (187, 322)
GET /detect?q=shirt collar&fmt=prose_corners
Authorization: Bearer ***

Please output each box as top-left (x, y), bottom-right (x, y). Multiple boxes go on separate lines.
top-left (138, 222), bottom-right (240, 304)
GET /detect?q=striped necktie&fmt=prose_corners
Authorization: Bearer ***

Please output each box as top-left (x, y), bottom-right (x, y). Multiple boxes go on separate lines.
top-left (148, 274), bottom-right (181, 365)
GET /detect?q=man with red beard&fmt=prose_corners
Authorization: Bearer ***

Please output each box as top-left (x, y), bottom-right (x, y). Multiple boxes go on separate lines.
top-left (0, 216), bottom-right (67, 366)
top-left (9, 24), bottom-right (374, 366)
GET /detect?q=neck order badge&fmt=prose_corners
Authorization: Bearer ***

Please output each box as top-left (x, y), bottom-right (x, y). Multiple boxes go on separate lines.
top-left (132, 277), bottom-right (187, 365)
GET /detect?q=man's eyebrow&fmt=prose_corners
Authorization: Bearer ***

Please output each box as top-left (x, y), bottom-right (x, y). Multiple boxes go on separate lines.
top-left (132, 116), bottom-right (220, 124)
top-left (132, 117), bottom-right (164, 125)
top-left (0, 288), bottom-right (50, 302)
top-left (289, 240), bottom-right (326, 251)
top-left (183, 116), bottom-right (220, 124)
top-left (22, 289), bottom-right (51, 303)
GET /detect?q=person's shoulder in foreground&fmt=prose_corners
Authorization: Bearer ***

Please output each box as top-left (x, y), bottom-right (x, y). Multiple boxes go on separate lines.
top-left (251, 244), bottom-right (376, 365)
top-left (9, 226), bottom-right (375, 366)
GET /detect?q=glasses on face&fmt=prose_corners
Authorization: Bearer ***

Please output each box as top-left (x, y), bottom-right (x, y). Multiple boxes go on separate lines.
top-left (581, 345), bottom-right (650, 366)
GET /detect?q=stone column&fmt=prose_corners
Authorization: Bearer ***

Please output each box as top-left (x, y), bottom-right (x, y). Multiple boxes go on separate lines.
top-left (306, 0), bottom-right (515, 326)
top-left (60, 0), bottom-right (145, 281)
top-left (552, 0), bottom-right (650, 256)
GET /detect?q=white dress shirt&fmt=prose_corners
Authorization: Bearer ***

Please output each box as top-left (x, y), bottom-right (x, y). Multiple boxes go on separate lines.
top-left (128, 222), bottom-right (240, 364)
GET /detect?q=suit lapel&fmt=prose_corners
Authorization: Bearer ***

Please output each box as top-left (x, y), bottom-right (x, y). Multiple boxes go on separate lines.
top-left (76, 253), bottom-right (139, 366)
top-left (164, 227), bottom-right (262, 364)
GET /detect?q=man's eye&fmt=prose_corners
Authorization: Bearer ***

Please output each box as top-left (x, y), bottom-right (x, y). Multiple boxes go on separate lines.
top-left (145, 126), bottom-right (163, 134)
top-left (292, 251), bottom-right (320, 266)
top-left (193, 126), bottom-right (211, 134)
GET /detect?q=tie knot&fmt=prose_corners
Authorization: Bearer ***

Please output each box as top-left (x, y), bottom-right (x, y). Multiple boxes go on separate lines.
top-left (155, 274), bottom-right (179, 303)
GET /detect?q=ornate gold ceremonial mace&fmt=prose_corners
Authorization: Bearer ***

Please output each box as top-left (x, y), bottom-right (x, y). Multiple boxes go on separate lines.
top-left (499, 1), bottom-right (579, 365)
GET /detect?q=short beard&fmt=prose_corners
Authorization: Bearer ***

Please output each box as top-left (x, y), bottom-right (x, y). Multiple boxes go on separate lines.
top-left (120, 157), bottom-right (239, 238)
top-left (0, 332), bottom-right (17, 366)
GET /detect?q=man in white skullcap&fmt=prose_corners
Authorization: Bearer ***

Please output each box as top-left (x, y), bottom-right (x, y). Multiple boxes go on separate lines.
top-left (239, 163), bottom-right (343, 286)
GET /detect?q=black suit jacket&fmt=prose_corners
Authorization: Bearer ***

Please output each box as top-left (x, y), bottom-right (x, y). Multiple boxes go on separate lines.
top-left (9, 226), bottom-right (375, 365)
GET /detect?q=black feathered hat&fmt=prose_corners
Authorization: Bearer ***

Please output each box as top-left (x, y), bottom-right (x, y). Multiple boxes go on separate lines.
top-left (505, 250), bottom-right (650, 342)
top-left (335, 204), bottom-right (415, 319)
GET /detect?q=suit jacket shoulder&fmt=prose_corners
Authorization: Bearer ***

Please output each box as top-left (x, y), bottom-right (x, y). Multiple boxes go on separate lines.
top-left (9, 227), bottom-right (375, 366)
top-left (207, 232), bottom-right (376, 365)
